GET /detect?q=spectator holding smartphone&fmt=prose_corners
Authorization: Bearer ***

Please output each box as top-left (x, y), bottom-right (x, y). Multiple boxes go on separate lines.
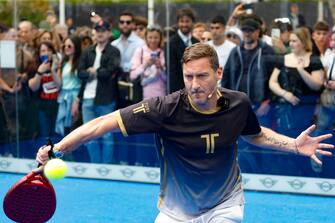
top-left (29, 41), bottom-right (61, 144)
top-left (55, 36), bottom-right (82, 137)
top-left (271, 18), bottom-right (293, 55)
top-left (130, 24), bottom-right (166, 99)
top-left (130, 24), bottom-right (166, 166)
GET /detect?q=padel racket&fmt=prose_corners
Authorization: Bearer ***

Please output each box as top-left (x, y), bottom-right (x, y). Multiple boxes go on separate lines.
top-left (3, 140), bottom-right (57, 223)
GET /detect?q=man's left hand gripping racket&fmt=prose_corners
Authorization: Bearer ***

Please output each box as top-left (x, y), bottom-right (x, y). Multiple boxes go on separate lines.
top-left (3, 140), bottom-right (58, 223)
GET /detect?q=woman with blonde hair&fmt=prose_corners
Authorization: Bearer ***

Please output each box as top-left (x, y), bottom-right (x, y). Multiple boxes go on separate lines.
top-left (269, 27), bottom-right (324, 136)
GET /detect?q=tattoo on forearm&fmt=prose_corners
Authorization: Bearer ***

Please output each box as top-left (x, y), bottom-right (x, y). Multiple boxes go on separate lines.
top-left (261, 132), bottom-right (289, 148)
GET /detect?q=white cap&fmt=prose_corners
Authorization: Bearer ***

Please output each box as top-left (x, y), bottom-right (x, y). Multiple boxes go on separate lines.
top-left (225, 26), bottom-right (243, 40)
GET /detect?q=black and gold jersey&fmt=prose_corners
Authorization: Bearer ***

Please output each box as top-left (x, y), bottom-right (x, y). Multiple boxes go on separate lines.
top-left (116, 88), bottom-right (261, 220)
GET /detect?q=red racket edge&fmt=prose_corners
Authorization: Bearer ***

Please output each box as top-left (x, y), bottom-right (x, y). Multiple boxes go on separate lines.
top-left (3, 170), bottom-right (57, 223)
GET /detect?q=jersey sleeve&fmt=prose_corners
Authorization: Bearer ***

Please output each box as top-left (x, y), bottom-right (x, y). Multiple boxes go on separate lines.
top-left (240, 101), bottom-right (261, 136)
top-left (115, 97), bottom-right (166, 136)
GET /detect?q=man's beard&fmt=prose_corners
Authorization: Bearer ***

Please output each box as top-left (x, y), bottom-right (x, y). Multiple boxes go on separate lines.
top-left (244, 38), bottom-right (256, 45)
top-left (180, 28), bottom-right (191, 35)
top-left (122, 30), bottom-right (132, 37)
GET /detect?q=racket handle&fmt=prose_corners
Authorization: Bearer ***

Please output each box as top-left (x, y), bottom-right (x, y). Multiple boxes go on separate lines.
top-left (37, 139), bottom-right (57, 168)
top-left (47, 138), bottom-right (64, 158)
top-left (47, 138), bottom-right (56, 158)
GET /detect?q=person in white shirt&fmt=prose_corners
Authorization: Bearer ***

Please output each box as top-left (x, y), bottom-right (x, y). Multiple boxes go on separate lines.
top-left (111, 11), bottom-right (145, 165)
top-left (207, 15), bottom-right (236, 86)
top-left (111, 11), bottom-right (145, 74)
top-left (77, 20), bottom-right (121, 164)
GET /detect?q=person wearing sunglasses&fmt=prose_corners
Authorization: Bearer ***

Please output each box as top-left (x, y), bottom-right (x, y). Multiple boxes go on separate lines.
top-left (225, 26), bottom-right (243, 46)
top-left (112, 12), bottom-right (145, 165)
top-left (112, 11), bottom-right (145, 76)
top-left (55, 36), bottom-right (82, 137)
top-left (134, 16), bottom-right (148, 40)
top-left (223, 16), bottom-right (276, 173)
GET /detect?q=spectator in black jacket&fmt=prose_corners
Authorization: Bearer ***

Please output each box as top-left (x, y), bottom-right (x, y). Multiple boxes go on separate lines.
top-left (167, 8), bottom-right (199, 93)
top-left (222, 16), bottom-right (275, 125)
top-left (222, 16), bottom-right (275, 173)
top-left (77, 20), bottom-right (121, 164)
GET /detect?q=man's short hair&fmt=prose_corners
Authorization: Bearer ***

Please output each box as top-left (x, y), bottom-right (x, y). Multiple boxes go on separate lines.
top-left (120, 11), bottom-right (134, 21)
top-left (313, 21), bottom-right (329, 32)
top-left (211, 15), bottom-right (226, 26)
top-left (182, 43), bottom-right (219, 71)
top-left (176, 8), bottom-right (196, 23)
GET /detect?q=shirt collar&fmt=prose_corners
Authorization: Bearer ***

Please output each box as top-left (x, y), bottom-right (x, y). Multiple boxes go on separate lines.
top-left (122, 32), bottom-right (138, 42)
top-left (178, 29), bottom-right (192, 44)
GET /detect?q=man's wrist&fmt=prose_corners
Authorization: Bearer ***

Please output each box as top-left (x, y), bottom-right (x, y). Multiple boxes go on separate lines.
top-left (53, 144), bottom-right (65, 157)
top-left (294, 140), bottom-right (300, 154)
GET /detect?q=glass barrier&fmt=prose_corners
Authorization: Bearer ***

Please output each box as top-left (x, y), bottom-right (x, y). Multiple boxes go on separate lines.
top-left (0, 0), bottom-right (334, 181)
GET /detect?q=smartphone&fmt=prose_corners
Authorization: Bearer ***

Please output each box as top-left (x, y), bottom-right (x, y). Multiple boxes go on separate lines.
top-left (52, 54), bottom-right (59, 62)
top-left (242, 3), bottom-right (253, 10)
top-left (271, 28), bottom-right (281, 38)
top-left (90, 11), bottom-right (96, 17)
top-left (40, 54), bottom-right (49, 63)
top-left (151, 52), bottom-right (160, 60)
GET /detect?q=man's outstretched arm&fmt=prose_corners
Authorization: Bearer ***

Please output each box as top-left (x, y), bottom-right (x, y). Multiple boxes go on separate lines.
top-left (36, 111), bottom-right (121, 164)
top-left (242, 125), bottom-right (334, 165)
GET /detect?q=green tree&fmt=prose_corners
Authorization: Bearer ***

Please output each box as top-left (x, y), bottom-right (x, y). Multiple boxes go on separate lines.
top-left (0, 0), bottom-right (49, 28)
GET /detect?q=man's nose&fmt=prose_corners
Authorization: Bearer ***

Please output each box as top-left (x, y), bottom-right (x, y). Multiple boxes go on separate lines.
top-left (192, 78), bottom-right (200, 88)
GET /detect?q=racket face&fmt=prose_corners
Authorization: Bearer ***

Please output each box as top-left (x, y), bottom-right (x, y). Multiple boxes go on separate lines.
top-left (3, 173), bottom-right (56, 223)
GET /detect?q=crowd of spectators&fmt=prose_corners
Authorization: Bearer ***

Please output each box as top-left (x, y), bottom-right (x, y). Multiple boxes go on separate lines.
top-left (0, 3), bottom-right (334, 175)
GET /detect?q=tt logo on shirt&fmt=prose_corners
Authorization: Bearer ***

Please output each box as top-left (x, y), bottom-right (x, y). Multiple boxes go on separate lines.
top-left (133, 102), bottom-right (150, 114)
top-left (201, 133), bottom-right (219, 154)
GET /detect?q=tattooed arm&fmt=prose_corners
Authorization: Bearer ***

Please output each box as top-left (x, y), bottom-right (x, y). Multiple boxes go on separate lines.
top-left (242, 125), bottom-right (334, 165)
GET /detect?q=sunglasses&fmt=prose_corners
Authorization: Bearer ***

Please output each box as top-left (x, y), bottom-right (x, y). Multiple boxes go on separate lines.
top-left (227, 34), bottom-right (240, 39)
top-left (64, 44), bottom-right (73, 49)
top-left (119, 20), bottom-right (132, 25)
top-left (201, 37), bottom-right (212, 42)
top-left (136, 26), bottom-right (145, 31)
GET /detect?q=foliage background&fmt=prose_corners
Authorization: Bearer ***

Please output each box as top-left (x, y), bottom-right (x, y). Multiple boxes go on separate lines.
top-left (0, 0), bottom-right (50, 27)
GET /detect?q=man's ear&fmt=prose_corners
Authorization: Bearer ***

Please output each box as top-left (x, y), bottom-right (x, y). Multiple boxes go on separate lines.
top-left (216, 67), bottom-right (223, 80)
